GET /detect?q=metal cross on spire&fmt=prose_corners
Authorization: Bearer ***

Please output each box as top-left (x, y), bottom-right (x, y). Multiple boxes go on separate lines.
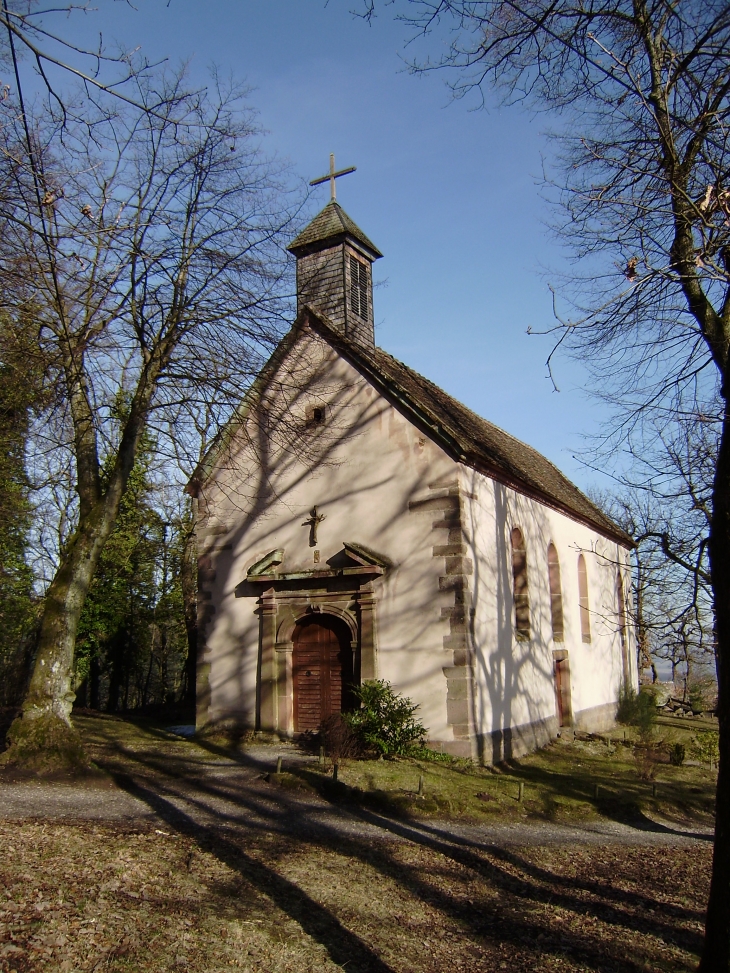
top-left (309, 153), bottom-right (356, 201)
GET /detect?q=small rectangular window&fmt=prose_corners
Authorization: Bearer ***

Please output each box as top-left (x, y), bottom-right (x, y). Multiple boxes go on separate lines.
top-left (349, 255), bottom-right (368, 320)
top-left (306, 403), bottom-right (327, 427)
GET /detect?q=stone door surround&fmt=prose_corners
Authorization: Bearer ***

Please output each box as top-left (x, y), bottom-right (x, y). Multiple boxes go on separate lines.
top-left (238, 543), bottom-right (389, 736)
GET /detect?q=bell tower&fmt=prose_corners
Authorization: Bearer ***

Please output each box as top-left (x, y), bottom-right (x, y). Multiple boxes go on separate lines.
top-left (287, 158), bottom-right (382, 348)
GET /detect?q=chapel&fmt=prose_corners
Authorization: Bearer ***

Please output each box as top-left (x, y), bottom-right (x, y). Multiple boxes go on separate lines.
top-left (187, 190), bottom-right (636, 762)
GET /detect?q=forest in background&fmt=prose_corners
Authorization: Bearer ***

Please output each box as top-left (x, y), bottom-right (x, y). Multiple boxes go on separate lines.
top-left (0, 318), bottom-right (195, 716)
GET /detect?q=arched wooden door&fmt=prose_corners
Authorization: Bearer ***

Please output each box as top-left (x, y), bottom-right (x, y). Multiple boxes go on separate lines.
top-left (292, 615), bottom-right (354, 732)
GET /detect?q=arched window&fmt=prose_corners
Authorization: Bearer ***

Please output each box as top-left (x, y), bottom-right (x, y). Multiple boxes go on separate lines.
top-left (578, 553), bottom-right (591, 643)
top-left (511, 527), bottom-right (530, 641)
top-left (617, 570), bottom-right (627, 649)
top-left (547, 543), bottom-right (564, 642)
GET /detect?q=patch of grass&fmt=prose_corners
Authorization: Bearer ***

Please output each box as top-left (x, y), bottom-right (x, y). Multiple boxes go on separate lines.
top-left (1, 714), bottom-right (716, 972)
top-left (281, 720), bottom-right (716, 826)
top-left (73, 711), bottom-right (717, 827)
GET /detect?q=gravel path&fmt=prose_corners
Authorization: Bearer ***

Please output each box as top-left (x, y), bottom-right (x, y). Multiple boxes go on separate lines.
top-left (0, 718), bottom-right (713, 853)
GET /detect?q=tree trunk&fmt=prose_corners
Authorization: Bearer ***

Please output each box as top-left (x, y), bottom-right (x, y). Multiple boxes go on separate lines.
top-left (143, 632), bottom-right (156, 708)
top-left (1, 342), bottom-right (169, 770)
top-left (1, 495), bottom-right (128, 769)
top-left (159, 627), bottom-right (169, 707)
top-left (106, 632), bottom-right (125, 714)
top-left (180, 514), bottom-right (198, 715)
top-left (699, 404), bottom-right (730, 972)
top-left (74, 676), bottom-right (88, 710)
top-left (25, 514), bottom-right (112, 721)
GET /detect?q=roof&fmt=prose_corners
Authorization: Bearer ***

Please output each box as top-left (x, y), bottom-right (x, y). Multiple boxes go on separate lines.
top-left (287, 201), bottom-right (383, 259)
top-left (188, 307), bottom-right (633, 548)
top-left (306, 311), bottom-right (633, 547)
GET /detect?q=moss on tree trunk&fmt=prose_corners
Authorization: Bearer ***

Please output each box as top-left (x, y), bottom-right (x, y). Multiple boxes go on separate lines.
top-left (1, 713), bottom-right (89, 774)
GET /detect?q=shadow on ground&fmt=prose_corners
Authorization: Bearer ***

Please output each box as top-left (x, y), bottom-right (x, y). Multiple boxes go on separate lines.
top-left (59, 713), bottom-right (713, 973)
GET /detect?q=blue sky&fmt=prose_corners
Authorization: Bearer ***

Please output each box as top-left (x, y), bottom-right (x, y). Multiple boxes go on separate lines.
top-left (30, 0), bottom-right (612, 491)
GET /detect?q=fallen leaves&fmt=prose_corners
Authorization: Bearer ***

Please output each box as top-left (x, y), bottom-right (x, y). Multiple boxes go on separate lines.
top-left (0, 822), bottom-right (347, 972)
top-left (0, 722), bottom-right (714, 973)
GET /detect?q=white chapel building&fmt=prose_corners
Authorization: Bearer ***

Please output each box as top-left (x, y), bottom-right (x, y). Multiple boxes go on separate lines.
top-left (187, 198), bottom-right (636, 761)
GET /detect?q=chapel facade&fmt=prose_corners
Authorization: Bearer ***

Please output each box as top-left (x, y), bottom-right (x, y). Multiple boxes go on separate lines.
top-left (187, 199), bottom-right (636, 761)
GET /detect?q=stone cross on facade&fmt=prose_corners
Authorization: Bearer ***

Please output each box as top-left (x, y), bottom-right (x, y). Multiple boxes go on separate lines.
top-left (309, 153), bottom-right (356, 201)
top-left (302, 505), bottom-right (326, 547)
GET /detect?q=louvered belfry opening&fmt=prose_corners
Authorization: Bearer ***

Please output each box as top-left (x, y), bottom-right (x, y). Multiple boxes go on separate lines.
top-left (349, 255), bottom-right (369, 320)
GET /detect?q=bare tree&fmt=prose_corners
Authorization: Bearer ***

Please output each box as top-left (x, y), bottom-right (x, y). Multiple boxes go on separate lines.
top-left (0, 1), bottom-right (164, 119)
top-left (595, 420), bottom-right (717, 697)
top-left (0, 67), bottom-right (299, 769)
top-left (360, 1), bottom-right (730, 967)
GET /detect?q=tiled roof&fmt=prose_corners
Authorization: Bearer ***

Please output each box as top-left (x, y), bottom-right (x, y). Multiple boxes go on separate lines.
top-left (305, 311), bottom-right (633, 547)
top-left (287, 201), bottom-right (383, 258)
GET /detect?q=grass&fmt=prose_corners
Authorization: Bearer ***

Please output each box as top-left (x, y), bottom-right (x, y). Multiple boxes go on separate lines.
top-left (2, 710), bottom-right (717, 827)
top-left (269, 715), bottom-right (717, 827)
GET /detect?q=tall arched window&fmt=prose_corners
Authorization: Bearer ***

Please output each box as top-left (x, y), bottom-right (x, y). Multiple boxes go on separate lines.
top-left (578, 553), bottom-right (591, 643)
top-left (547, 543), bottom-right (564, 642)
top-left (511, 527), bottom-right (530, 641)
top-left (617, 570), bottom-right (627, 649)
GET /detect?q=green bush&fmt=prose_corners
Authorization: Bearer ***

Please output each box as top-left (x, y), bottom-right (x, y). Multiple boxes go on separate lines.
top-left (345, 680), bottom-right (426, 756)
top-left (616, 680), bottom-right (639, 724)
top-left (616, 681), bottom-right (657, 739)
top-left (319, 713), bottom-right (360, 765)
top-left (692, 730), bottom-right (720, 767)
top-left (668, 742), bottom-right (686, 767)
top-left (687, 677), bottom-right (718, 713)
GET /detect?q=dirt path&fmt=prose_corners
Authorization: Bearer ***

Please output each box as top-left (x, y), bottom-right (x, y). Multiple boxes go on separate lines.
top-left (0, 716), bottom-right (712, 850)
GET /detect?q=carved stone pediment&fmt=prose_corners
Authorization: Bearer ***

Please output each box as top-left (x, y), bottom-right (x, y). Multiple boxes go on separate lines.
top-left (243, 542), bottom-right (392, 585)
top-left (247, 549), bottom-right (284, 577)
top-left (341, 541), bottom-right (392, 568)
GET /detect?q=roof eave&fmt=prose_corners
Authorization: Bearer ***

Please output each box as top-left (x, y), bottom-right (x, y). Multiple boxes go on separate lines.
top-left (287, 201), bottom-right (383, 259)
top-left (287, 230), bottom-right (383, 261)
top-left (301, 306), bottom-right (634, 549)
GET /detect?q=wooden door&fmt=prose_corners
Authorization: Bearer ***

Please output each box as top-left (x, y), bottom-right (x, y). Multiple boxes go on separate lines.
top-left (554, 655), bottom-right (571, 727)
top-left (555, 660), bottom-right (565, 726)
top-left (293, 616), bottom-right (352, 732)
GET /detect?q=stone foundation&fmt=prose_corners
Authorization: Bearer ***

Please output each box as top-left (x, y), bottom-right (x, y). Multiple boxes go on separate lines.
top-left (469, 699), bottom-right (619, 765)
top-left (481, 715), bottom-right (557, 763)
top-left (572, 700), bottom-right (617, 734)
